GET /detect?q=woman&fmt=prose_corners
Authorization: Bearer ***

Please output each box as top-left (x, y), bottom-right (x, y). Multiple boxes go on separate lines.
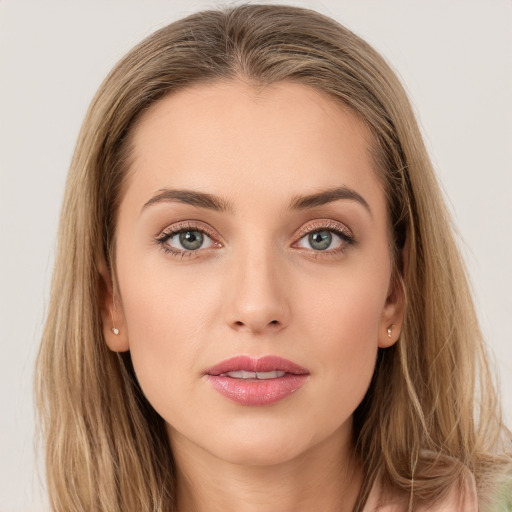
top-left (36, 4), bottom-right (512, 511)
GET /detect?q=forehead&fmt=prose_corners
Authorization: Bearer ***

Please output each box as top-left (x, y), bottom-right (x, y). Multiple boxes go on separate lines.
top-left (124, 80), bottom-right (384, 215)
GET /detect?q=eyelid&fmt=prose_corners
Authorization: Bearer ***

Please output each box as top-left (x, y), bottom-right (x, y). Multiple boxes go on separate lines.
top-left (154, 218), bottom-right (354, 259)
top-left (156, 220), bottom-right (221, 243)
top-left (293, 219), bottom-right (354, 241)
top-left (155, 220), bottom-right (223, 258)
top-left (291, 218), bottom-right (356, 258)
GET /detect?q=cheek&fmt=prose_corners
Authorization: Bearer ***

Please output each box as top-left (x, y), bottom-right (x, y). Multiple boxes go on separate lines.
top-left (300, 258), bottom-right (388, 346)
top-left (118, 242), bottom-right (219, 336)
top-left (115, 255), bottom-right (223, 408)
top-left (295, 265), bottom-right (388, 405)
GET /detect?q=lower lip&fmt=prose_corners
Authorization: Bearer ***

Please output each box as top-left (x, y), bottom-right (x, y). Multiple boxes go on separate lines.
top-left (206, 374), bottom-right (308, 406)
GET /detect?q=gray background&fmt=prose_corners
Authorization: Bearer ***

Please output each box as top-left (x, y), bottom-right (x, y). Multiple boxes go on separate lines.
top-left (1, 1), bottom-right (511, 510)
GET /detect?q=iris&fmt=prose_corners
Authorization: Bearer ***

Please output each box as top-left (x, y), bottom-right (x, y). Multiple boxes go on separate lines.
top-left (179, 231), bottom-right (204, 250)
top-left (309, 230), bottom-right (332, 250)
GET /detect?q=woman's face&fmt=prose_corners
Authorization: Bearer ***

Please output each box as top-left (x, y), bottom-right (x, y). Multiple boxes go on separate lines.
top-left (105, 80), bottom-right (403, 466)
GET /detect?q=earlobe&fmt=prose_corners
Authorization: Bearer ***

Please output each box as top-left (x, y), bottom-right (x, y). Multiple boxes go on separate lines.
top-left (378, 273), bottom-right (405, 349)
top-left (97, 254), bottom-right (130, 352)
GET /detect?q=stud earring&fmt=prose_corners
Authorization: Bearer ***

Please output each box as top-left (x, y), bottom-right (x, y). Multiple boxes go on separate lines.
top-left (387, 325), bottom-right (395, 338)
top-left (110, 307), bottom-right (119, 335)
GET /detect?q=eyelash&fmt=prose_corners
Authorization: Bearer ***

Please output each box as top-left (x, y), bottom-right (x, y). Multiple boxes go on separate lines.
top-left (154, 220), bottom-right (355, 260)
top-left (155, 221), bottom-right (219, 259)
top-left (293, 220), bottom-right (355, 258)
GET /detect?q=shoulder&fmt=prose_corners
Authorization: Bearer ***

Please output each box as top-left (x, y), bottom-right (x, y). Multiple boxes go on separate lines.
top-left (363, 467), bottom-right (478, 512)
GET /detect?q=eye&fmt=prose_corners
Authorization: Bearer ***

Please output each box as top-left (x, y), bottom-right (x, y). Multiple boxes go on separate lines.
top-left (294, 221), bottom-right (355, 254)
top-left (304, 230), bottom-right (339, 251)
top-left (155, 222), bottom-right (219, 257)
top-left (168, 230), bottom-right (214, 251)
top-left (296, 229), bottom-right (344, 251)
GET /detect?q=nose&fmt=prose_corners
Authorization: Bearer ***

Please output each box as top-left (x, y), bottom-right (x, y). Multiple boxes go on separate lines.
top-left (223, 243), bottom-right (290, 336)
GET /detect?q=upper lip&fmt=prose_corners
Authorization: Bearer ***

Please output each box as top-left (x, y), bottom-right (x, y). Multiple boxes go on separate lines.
top-left (206, 355), bottom-right (309, 376)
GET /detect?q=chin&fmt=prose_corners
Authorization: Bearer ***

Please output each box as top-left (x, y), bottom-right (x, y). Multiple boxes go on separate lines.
top-left (213, 434), bottom-right (311, 467)
top-left (169, 414), bottom-right (319, 467)
top-left (205, 414), bottom-right (341, 468)
top-left (165, 394), bottom-right (355, 469)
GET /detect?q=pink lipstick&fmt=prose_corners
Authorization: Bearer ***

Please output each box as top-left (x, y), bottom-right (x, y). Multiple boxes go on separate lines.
top-left (205, 355), bottom-right (309, 406)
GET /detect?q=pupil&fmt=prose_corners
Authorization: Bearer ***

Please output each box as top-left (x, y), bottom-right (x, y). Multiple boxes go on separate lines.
top-left (180, 231), bottom-right (203, 250)
top-left (309, 230), bottom-right (331, 250)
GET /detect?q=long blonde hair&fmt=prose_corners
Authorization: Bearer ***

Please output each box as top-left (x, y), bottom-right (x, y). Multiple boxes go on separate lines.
top-left (36, 4), bottom-right (511, 511)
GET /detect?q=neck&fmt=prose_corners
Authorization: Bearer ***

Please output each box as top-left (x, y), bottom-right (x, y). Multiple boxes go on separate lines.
top-left (169, 426), bottom-right (363, 512)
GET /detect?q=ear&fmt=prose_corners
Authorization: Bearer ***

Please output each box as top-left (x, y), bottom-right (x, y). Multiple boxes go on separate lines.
top-left (97, 254), bottom-right (130, 352)
top-left (378, 270), bottom-right (405, 349)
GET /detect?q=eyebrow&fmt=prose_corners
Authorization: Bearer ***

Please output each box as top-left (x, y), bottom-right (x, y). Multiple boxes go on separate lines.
top-left (142, 188), bottom-right (236, 214)
top-left (289, 186), bottom-right (371, 215)
top-left (141, 185), bottom-right (371, 216)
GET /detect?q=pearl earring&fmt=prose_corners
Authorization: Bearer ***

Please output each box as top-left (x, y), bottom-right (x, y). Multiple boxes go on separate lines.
top-left (110, 307), bottom-right (119, 335)
top-left (387, 325), bottom-right (395, 338)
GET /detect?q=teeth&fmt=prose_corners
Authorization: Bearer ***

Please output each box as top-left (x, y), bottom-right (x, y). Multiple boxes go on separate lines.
top-left (257, 370), bottom-right (286, 379)
top-left (221, 370), bottom-right (286, 379)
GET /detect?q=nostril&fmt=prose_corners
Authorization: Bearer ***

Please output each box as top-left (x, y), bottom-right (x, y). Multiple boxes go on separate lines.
top-left (232, 319), bottom-right (281, 330)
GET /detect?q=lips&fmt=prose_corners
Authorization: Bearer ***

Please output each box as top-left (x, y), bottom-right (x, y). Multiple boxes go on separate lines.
top-left (205, 355), bottom-right (309, 406)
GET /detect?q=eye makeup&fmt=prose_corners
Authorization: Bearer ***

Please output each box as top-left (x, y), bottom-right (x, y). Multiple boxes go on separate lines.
top-left (154, 217), bottom-right (356, 260)
top-left (154, 220), bottom-right (221, 259)
top-left (292, 219), bottom-right (355, 258)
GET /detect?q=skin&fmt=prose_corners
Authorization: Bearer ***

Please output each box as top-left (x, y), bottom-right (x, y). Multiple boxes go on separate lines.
top-left (100, 80), bottom-right (404, 512)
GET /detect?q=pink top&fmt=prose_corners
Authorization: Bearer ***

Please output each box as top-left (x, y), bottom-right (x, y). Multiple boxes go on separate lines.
top-left (362, 472), bottom-right (479, 511)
